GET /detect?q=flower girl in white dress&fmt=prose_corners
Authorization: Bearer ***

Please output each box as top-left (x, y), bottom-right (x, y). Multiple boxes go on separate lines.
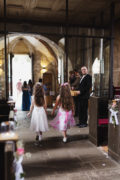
top-left (27, 82), bottom-right (49, 145)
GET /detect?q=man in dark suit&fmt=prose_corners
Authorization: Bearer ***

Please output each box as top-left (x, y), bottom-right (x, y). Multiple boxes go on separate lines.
top-left (77, 66), bottom-right (92, 128)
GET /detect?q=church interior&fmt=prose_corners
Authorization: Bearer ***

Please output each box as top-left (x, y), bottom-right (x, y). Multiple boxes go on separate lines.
top-left (1, 0), bottom-right (120, 179)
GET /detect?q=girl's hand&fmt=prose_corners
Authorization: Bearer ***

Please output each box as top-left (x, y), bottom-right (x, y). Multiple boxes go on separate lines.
top-left (72, 110), bottom-right (75, 116)
top-left (45, 110), bottom-right (48, 115)
top-left (27, 112), bottom-right (31, 117)
top-left (72, 111), bottom-right (75, 116)
top-left (51, 111), bottom-right (54, 116)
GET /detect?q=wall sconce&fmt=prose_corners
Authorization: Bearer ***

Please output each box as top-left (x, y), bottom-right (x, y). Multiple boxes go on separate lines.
top-left (0, 60), bottom-right (2, 68)
top-left (0, 68), bottom-right (3, 76)
top-left (41, 67), bottom-right (47, 74)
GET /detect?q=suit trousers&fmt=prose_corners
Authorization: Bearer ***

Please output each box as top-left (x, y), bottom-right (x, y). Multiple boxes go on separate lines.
top-left (73, 96), bottom-right (78, 116)
top-left (78, 98), bottom-right (88, 125)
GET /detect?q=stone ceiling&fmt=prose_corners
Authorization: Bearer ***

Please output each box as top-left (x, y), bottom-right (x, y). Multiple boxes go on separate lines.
top-left (0, 0), bottom-right (120, 28)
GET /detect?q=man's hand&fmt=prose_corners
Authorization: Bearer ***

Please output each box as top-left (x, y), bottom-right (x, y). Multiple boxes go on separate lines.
top-left (76, 91), bottom-right (80, 95)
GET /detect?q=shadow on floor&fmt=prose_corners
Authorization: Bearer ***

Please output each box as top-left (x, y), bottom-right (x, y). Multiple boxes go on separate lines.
top-left (24, 133), bottom-right (89, 153)
top-left (23, 156), bottom-right (92, 178)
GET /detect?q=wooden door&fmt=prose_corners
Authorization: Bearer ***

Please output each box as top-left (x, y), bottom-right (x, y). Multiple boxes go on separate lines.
top-left (43, 73), bottom-right (52, 94)
top-left (43, 73), bottom-right (52, 106)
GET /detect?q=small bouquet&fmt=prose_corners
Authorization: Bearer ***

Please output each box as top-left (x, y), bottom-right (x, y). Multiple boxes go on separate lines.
top-left (70, 90), bottom-right (79, 96)
top-left (13, 140), bottom-right (31, 180)
top-left (109, 100), bottom-right (119, 127)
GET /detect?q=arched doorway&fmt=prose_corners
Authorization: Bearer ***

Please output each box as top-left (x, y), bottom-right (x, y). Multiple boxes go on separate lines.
top-left (0, 34), bottom-right (66, 102)
top-left (11, 54), bottom-right (32, 109)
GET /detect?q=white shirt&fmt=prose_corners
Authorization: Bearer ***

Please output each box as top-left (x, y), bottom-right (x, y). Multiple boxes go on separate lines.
top-left (80, 74), bottom-right (87, 83)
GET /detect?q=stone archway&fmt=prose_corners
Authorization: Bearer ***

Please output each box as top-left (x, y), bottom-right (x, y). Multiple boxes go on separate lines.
top-left (0, 33), bottom-right (66, 99)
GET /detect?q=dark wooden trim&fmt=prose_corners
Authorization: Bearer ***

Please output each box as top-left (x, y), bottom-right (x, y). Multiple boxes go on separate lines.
top-left (0, 31), bottom-right (112, 39)
top-left (0, 17), bottom-right (108, 29)
top-left (92, 39), bottom-right (95, 63)
top-left (89, 135), bottom-right (98, 146)
top-left (109, 2), bottom-right (115, 99)
top-left (81, 36), bottom-right (85, 66)
top-left (4, 0), bottom-right (8, 100)
top-left (10, 53), bottom-right (13, 96)
top-left (65, 0), bottom-right (68, 81)
top-left (108, 148), bottom-right (120, 163)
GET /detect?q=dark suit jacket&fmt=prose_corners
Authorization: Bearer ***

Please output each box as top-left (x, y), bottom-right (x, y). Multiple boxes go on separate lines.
top-left (78, 74), bottom-right (92, 99)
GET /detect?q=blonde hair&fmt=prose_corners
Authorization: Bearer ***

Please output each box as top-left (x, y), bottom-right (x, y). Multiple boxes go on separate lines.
top-left (33, 82), bottom-right (45, 106)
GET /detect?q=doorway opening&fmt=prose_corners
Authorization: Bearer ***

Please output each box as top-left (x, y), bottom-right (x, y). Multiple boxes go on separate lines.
top-left (12, 54), bottom-right (32, 109)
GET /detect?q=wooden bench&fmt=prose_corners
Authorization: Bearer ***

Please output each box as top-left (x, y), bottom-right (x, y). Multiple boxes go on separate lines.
top-left (0, 131), bottom-right (18, 180)
top-left (0, 103), bottom-right (10, 123)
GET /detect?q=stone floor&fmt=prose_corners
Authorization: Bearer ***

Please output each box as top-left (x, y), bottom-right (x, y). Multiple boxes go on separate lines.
top-left (16, 110), bottom-right (120, 180)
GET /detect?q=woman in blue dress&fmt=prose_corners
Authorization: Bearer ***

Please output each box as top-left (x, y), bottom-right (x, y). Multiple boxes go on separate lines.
top-left (22, 81), bottom-right (31, 111)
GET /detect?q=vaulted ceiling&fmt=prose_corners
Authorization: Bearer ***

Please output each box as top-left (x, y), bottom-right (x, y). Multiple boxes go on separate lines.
top-left (0, 0), bottom-right (120, 28)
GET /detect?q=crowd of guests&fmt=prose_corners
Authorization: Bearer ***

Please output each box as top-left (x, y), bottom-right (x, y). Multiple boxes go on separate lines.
top-left (16, 79), bottom-right (33, 111)
top-left (16, 78), bottom-right (48, 111)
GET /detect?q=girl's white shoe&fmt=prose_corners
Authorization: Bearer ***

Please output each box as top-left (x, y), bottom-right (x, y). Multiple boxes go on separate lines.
top-left (63, 137), bottom-right (67, 143)
top-left (39, 134), bottom-right (42, 141)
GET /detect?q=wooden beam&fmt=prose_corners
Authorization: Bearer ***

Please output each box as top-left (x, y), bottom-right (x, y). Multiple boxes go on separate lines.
top-left (0, 17), bottom-right (108, 29)
top-left (0, 0), bottom-right (4, 16)
top-left (1, 30), bottom-right (111, 39)
top-left (23, 0), bottom-right (37, 17)
top-left (52, 0), bottom-right (64, 11)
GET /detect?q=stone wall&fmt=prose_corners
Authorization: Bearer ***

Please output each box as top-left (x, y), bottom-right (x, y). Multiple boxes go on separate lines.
top-left (33, 50), bottom-right (41, 83)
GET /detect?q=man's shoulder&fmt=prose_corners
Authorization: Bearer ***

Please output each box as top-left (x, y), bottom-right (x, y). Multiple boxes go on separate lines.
top-left (86, 74), bottom-right (91, 77)
top-left (86, 74), bottom-right (92, 79)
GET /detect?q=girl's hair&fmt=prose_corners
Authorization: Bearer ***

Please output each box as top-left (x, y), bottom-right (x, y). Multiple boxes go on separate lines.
top-left (33, 82), bottom-right (45, 106)
top-left (23, 81), bottom-right (27, 88)
top-left (60, 83), bottom-right (73, 111)
top-left (28, 79), bottom-right (33, 85)
top-left (28, 79), bottom-right (33, 89)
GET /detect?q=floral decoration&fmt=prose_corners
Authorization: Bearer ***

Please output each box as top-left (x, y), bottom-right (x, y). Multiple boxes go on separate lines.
top-left (109, 99), bottom-right (119, 127)
top-left (13, 140), bottom-right (31, 180)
